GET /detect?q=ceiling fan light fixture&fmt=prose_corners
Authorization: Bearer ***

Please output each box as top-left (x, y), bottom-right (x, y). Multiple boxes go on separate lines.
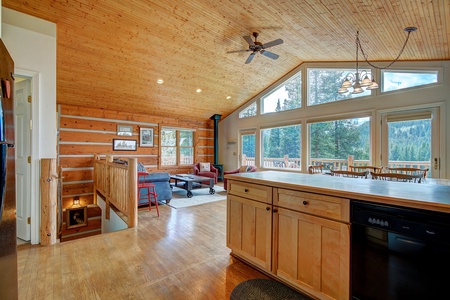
top-left (227, 32), bottom-right (283, 64)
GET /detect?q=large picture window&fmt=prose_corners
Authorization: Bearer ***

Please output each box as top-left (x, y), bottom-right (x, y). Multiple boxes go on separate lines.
top-left (261, 73), bottom-right (301, 114)
top-left (261, 124), bottom-right (301, 169)
top-left (309, 117), bottom-right (370, 170)
top-left (307, 68), bottom-right (371, 106)
top-left (161, 128), bottom-right (194, 166)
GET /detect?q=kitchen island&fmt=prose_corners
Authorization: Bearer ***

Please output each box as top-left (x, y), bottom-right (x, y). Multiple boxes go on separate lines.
top-left (225, 171), bottom-right (450, 300)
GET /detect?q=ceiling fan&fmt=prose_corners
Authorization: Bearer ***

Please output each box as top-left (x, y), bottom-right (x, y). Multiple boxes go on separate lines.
top-left (227, 32), bottom-right (284, 64)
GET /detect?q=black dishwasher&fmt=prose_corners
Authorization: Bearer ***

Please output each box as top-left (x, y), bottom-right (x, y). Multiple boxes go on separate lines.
top-left (351, 200), bottom-right (450, 300)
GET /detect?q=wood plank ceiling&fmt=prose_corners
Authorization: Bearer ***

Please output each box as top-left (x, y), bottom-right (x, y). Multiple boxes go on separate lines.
top-left (4, 0), bottom-right (450, 120)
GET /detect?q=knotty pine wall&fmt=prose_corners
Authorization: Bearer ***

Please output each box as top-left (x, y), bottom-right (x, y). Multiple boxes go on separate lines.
top-left (58, 104), bottom-right (214, 241)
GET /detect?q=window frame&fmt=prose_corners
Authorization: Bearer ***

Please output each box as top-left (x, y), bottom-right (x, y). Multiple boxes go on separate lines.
top-left (260, 71), bottom-right (302, 115)
top-left (306, 112), bottom-right (374, 170)
top-left (160, 127), bottom-right (195, 167)
top-left (380, 68), bottom-right (442, 93)
top-left (260, 121), bottom-right (302, 171)
top-left (306, 67), bottom-right (375, 107)
top-left (238, 101), bottom-right (257, 118)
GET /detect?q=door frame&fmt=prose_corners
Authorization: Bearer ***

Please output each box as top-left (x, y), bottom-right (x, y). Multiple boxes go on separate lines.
top-left (377, 103), bottom-right (445, 178)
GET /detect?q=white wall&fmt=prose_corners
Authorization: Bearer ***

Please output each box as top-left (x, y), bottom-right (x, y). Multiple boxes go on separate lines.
top-left (2, 8), bottom-right (57, 158)
top-left (96, 195), bottom-right (128, 234)
top-left (2, 8), bottom-right (56, 244)
top-left (219, 60), bottom-right (450, 178)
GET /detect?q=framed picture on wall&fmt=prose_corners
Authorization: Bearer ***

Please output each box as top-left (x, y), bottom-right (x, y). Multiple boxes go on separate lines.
top-left (66, 207), bottom-right (87, 229)
top-left (113, 139), bottom-right (137, 151)
top-left (117, 124), bottom-right (133, 136)
top-left (140, 128), bottom-right (154, 147)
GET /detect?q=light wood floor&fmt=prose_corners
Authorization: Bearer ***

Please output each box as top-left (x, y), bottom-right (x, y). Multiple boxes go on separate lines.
top-left (17, 199), bottom-right (269, 299)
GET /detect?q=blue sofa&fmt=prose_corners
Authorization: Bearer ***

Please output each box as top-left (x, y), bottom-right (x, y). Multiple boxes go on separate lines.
top-left (139, 172), bottom-right (173, 204)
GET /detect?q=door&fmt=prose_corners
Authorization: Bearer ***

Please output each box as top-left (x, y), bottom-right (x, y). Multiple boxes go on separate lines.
top-left (239, 130), bottom-right (256, 167)
top-left (381, 107), bottom-right (440, 178)
top-left (14, 77), bottom-right (32, 241)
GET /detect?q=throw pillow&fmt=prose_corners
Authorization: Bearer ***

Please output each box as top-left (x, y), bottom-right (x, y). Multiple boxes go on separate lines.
top-left (199, 162), bottom-right (210, 172)
top-left (239, 165), bottom-right (252, 173)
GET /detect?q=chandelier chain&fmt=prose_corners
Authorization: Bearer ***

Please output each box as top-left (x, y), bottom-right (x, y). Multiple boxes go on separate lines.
top-left (357, 30), bottom-right (414, 70)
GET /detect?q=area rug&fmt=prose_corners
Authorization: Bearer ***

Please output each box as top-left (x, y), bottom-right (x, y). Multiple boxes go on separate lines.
top-left (168, 185), bottom-right (227, 209)
top-left (230, 278), bottom-right (313, 300)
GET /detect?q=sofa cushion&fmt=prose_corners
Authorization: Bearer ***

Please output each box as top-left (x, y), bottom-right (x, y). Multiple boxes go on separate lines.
top-left (200, 162), bottom-right (211, 172)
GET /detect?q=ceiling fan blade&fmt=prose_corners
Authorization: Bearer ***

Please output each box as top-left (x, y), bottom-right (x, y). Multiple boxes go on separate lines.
top-left (260, 50), bottom-right (279, 60)
top-left (226, 49), bottom-right (251, 53)
top-left (262, 38), bottom-right (284, 49)
top-left (243, 35), bottom-right (255, 46)
top-left (245, 52), bottom-right (256, 64)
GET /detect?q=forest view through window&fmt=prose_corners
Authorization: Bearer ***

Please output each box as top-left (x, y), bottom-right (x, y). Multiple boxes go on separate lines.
top-left (388, 119), bottom-right (431, 165)
top-left (261, 73), bottom-right (301, 114)
top-left (309, 117), bottom-right (370, 170)
top-left (262, 124), bottom-right (301, 169)
top-left (308, 68), bottom-right (371, 106)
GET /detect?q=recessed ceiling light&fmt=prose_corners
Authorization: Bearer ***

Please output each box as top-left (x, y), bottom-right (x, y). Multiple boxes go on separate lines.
top-left (196, 88), bottom-right (202, 93)
top-left (226, 96), bottom-right (231, 99)
top-left (157, 79), bottom-right (164, 84)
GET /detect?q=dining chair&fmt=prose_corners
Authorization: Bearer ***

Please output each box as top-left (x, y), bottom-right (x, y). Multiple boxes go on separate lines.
top-left (330, 170), bottom-right (369, 178)
top-left (308, 164), bottom-right (324, 174)
top-left (370, 171), bottom-right (424, 183)
top-left (349, 165), bottom-right (383, 173)
top-left (385, 167), bottom-right (428, 178)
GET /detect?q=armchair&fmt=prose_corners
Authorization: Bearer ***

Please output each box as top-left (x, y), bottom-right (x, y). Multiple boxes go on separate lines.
top-left (193, 162), bottom-right (219, 184)
top-left (223, 165), bottom-right (257, 190)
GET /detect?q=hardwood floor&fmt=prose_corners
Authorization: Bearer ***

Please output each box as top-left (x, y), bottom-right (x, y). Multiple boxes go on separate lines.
top-left (17, 199), bottom-right (269, 299)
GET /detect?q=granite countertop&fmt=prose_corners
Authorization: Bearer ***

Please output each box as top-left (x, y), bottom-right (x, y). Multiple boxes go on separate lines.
top-left (225, 171), bottom-right (450, 213)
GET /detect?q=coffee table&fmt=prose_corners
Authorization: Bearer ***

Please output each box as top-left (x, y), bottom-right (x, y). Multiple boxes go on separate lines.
top-left (170, 174), bottom-right (215, 198)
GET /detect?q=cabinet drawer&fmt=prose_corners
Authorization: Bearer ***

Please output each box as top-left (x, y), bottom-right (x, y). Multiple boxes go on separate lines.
top-left (228, 180), bottom-right (272, 204)
top-left (275, 189), bottom-right (349, 222)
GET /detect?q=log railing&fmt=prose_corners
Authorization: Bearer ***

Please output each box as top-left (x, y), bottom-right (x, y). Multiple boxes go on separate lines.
top-left (93, 155), bottom-right (137, 228)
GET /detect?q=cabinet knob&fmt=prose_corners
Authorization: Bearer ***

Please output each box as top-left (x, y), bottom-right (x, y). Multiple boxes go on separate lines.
top-left (266, 207), bottom-right (270, 211)
top-left (244, 189), bottom-right (249, 192)
top-left (303, 200), bottom-right (308, 205)
top-left (273, 208), bottom-right (278, 213)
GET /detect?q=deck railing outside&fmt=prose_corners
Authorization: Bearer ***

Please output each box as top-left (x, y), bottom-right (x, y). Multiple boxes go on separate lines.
top-left (242, 155), bottom-right (430, 177)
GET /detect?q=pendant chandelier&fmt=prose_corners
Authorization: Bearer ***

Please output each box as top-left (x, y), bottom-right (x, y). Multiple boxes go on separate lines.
top-left (338, 27), bottom-right (417, 94)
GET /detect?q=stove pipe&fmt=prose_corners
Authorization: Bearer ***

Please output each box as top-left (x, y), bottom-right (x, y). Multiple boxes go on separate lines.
top-left (210, 114), bottom-right (222, 165)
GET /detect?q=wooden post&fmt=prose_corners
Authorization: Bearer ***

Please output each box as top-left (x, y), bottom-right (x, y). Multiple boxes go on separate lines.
top-left (40, 158), bottom-right (57, 246)
top-left (128, 158), bottom-right (138, 228)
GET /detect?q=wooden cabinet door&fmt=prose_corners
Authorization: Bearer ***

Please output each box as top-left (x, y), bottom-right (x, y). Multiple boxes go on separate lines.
top-left (274, 208), bottom-right (350, 300)
top-left (227, 194), bottom-right (272, 271)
